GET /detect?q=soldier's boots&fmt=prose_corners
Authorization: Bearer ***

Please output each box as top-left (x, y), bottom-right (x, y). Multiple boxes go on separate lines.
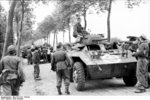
top-left (65, 87), bottom-right (70, 95)
top-left (57, 86), bottom-right (62, 95)
top-left (35, 76), bottom-right (41, 80)
top-left (134, 89), bottom-right (146, 93)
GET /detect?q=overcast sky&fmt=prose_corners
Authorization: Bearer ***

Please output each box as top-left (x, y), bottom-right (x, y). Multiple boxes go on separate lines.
top-left (0, 0), bottom-right (150, 44)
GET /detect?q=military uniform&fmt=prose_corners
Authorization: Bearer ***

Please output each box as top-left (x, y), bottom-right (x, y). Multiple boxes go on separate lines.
top-left (43, 48), bottom-right (48, 63)
top-left (32, 48), bottom-right (41, 79)
top-left (133, 40), bottom-right (149, 92)
top-left (148, 42), bottom-right (150, 86)
top-left (51, 48), bottom-right (72, 95)
top-left (0, 45), bottom-right (25, 96)
top-left (27, 49), bottom-right (32, 65)
top-left (73, 22), bottom-right (89, 43)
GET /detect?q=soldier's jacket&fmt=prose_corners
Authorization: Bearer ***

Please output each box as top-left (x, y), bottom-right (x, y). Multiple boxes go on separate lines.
top-left (27, 49), bottom-right (32, 58)
top-left (73, 22), bottom-right (84, 38)
top-left (0, 55), bottom-right (25, 85)
top-left (148, 42), bottom-right (150, 59)
top-left (32, 50), bottom-right (40, 64)
top-left (134, 41), bottom-right (149, 58)
top-left (43, 48), bottom-right (47, 55)
top-left (51, 49), bottom-right (72, 71)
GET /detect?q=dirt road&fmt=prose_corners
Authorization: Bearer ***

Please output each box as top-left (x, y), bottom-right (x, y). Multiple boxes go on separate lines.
top-left (19, 60), bottom-right (150, 96)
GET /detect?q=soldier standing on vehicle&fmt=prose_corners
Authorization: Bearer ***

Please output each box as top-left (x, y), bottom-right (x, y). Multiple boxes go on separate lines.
top-left (132, 35), bottom-right (149, 93)
top-left (51, 43), bottom-right (72, 95)
top-left (32, 46), bottom-right (41, 80)
top-left (0, 45), bottom-right (25, 96)
top-left (73, 15), bottom-right (89, 43)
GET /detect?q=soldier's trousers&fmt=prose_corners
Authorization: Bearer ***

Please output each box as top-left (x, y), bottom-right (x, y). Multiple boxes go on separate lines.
top-left (43, 54), bottom-right (47, 63)
top-left (136, 58), bottom-right (149, 90)
top-left (0, 80), bottom-right (19, 96)
top-left (34, 64), bottom-right (40, 78)
top-left (56, 68), bottom-right (70, 88)
top-left (28, 57), bottom-right (32, 65)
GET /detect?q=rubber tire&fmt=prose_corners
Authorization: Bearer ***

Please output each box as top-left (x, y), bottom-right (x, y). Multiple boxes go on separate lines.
top-left (123, 75), bottom-right (137, 86)
top-left (73, 62), bottom-right (85, 91)
top-left (148, 63), bottom-right (150, 85)
top-left (148, 73), bottom-right (150, 86)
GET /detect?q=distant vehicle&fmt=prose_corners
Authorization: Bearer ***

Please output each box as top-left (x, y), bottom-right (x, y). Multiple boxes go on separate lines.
top-left (67, 34), bottom-right (137, 91)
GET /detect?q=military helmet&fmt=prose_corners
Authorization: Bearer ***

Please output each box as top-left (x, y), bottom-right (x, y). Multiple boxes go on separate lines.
top-left (7, 45), bottom-right (16, 54)
top-left (57, 42), bottom-right (63, 49)
top-left (34, 46), bottom-right (39, 50)
top-left (140, 34), bottom-right (147, 40)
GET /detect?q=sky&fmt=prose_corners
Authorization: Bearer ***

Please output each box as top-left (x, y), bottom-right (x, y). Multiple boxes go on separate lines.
top-left (0, 0), bottom-right (150, 45)
top-left (31, 1), bottom-right (56, 30)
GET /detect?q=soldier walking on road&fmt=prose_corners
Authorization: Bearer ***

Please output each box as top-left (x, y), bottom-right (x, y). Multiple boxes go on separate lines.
top-left (43, 47), bottom-right (48, 63)
top-left (32, 46), bottom-right (41, 80)
top-left (27, 48), bottom-right (32, 65)
top-left (132, 35), bottom-right (149, 93)
top-left (51, 43), bottom-right (72, 95)
top-left (0, 45), bottom-right (25, 96)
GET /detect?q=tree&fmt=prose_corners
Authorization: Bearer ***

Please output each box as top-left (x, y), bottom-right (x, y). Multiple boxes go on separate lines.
top-left (13, 0), bottom-right (35, 56)
top-left (16, 0), bottom-right (25, 56)
top-left (97, 0), bottom-right (143, 42)
top-left (34, 14), bottom-right (57, 48)
top-left (107, 0), bottom-right (112, 42)
top-left (127, 0), bottom-right (142, 8)
top-left (2, 0), bottom-right (51, 56)
top-left (0, 3), bottom-right (7, 59)
top-left (2, 0), bottom-right (17, 56)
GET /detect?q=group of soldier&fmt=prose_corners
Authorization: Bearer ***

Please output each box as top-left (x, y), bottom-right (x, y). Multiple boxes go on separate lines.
top-left (0, 42), bottom-right (72, 96)
top-left (0, 15), bottom-right (150, 96)
top-left (26, 46), bottom-right (53, 65)
top-left (26, 45), bottom-right (53, 80)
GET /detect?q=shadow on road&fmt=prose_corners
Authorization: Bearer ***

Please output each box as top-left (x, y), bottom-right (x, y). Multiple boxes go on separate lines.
top-left (83, 79), bottom-right (128, 91)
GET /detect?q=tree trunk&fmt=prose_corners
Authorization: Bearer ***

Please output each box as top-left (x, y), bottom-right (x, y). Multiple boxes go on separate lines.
top-left (47, 34), bottom-right (49, 43)
top-left (67, 17), bottom-right (71, 43)
top-left (107, 0), bottom-right (112, 42)
top-left (83, 4), bottom-right (87, 30)
top-left (2, 0), bottom-right (17, 56)
top-left (53, 31), bottom-right (56, 49)
top-left (68, 26), bottom-right (71, 43)
top-left (63, 30), bottom-right (65, 43)
top-left (15, 15), bottom-right (19, 46)
top-left (49, 32), bottom-right (51, 45)
top-left (17, 0), bottom-right (24, 56)
top-left (56, 32), bottom-right (58, 44)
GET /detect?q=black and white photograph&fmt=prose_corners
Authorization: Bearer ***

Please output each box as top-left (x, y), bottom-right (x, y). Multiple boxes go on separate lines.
top-left (0, 0), bottom-right (150, 98)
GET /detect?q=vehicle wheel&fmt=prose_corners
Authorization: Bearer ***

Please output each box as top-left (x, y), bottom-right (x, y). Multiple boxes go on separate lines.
top-left (123, 75), bottom-right (137, 86)
top-left (148, 72), bottom-right (150, 86)
top-left (73, 62), bottom-right (85, 91)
